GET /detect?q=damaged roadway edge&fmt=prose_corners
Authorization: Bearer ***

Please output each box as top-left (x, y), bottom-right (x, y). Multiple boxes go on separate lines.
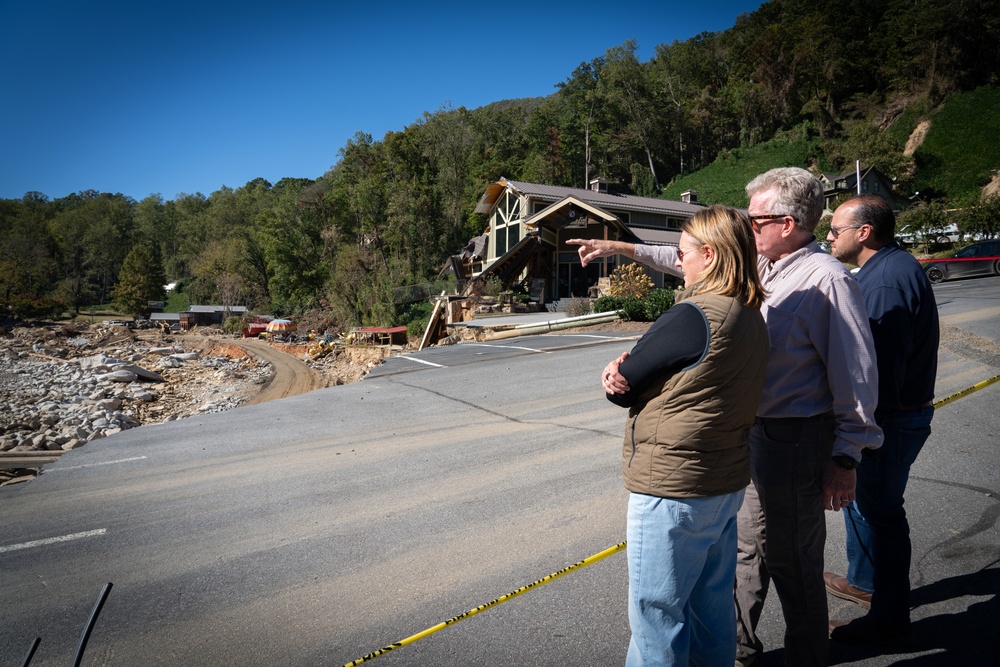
top-left (0, 324), bottom-right (390, 485)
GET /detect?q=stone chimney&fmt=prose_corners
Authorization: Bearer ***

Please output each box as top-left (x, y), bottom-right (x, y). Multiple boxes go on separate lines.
top-left (681, 190), bottom-right (698, 204)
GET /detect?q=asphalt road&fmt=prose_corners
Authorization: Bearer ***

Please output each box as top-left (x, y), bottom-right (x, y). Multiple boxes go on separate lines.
top-left (2, 277), bottom-right (998, 666)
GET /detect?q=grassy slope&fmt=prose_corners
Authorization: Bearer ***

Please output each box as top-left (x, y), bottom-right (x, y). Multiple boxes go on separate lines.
top-left (911, 86), bottom-right (1000, 202)
top-left (660, 131), bottom-right (823, 207)
top-left (661, 86), bottom-right (1000, 206)
top-left (165, 289), bottom-right (190, 313)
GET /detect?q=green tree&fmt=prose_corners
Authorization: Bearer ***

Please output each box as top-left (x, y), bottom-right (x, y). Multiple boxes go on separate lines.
top-left (896, 200), bottom-right (950, 252)
top-left (111, 244), bottom-right (167, 318)
top-left (597, 41), bottom-right (664, 190)
top-left (0, 193), bottom-right (57, 301)
top-left (955, 192), bottom-right (1000, 240)
top-left (556, 56), bottom-right (607, 187)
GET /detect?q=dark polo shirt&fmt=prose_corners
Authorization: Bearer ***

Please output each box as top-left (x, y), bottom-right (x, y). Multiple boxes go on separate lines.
top-left (855, 243), bottom-right (939, 419)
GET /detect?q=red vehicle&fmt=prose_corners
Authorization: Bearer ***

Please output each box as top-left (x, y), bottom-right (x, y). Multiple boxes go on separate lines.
top-left (242, 323), bottom-right (269, 338)
top-left (919, 240), bottom-right (1000, 283)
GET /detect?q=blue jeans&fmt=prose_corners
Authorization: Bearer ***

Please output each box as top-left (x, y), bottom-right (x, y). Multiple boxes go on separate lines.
top-left (626, 489), bottom-right (745, 667)
top-left (844, 407), bottom-right (933, 625)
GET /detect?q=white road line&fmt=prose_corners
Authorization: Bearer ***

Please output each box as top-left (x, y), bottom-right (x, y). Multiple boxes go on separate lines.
top-left (0, 529), bottom-right (107, 554)
top-left (399, 356), bottom-right (446, 368)
top-left (54, 455), bottom-right (147, 472)
top-left (464, 343), bottom-right (547, 353)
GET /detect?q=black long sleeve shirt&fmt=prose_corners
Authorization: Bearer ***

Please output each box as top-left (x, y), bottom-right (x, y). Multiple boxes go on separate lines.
top-left (607, 301), bottom-right (710, 409)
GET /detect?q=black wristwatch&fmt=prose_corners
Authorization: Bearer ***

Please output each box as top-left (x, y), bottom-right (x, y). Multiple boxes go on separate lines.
top-left (831, 454), bottom-right (859, 470)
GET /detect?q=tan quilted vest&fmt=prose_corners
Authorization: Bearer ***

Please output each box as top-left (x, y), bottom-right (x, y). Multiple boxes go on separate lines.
top-left (622, 292), bottom-right (769, 498)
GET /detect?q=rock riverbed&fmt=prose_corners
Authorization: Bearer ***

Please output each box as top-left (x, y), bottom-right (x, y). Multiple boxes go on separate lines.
top-left (0, 324), bottom-right (271, 485)
top-left (1, 322), bottom-right (399, 485)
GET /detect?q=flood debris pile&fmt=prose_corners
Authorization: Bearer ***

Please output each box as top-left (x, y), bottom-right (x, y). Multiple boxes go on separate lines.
top-left (0, 323), bottom-right (270, 485)
top-left (297, 341), bottom-right (392, 385)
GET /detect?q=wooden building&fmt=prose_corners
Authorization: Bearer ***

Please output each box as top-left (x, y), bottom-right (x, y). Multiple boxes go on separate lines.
top-left (471, 178), bottom-right (704, 303)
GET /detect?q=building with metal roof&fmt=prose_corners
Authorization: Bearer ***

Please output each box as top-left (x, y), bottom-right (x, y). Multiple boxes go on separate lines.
top-left (471, 178), bottom-right (703, 302)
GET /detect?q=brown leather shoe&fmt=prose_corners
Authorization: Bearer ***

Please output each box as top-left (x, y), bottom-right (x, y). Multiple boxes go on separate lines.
top-left (824, 571), bottom-right (872, 609)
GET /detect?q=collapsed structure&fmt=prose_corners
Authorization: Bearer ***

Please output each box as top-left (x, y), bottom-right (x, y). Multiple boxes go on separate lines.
top-left (454, 178), bottom-right (704, 306)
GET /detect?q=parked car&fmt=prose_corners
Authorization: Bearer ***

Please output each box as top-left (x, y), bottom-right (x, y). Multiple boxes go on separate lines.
top-left (919, 239), bottom-right (1000, 283)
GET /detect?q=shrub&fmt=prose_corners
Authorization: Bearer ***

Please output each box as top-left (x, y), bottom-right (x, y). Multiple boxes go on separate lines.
top-left (592, 295), bottom-right (619, 314)
top-left (470, 275), bottom-right (504, 298)
top-left (223, 316), bottom-right (243, 335)
top-left (643, 289), bottom-right (675, 320)
top-left (407, 317), bottom-right (429, 338)
top-left (593, 289), bottom-right (675, 322)
top-left (593, 295), bottom-right (643, 321)
top-left (565, 299), bottom-right (593, 317)
top-left (609, 263), bottom-right (654, 300)
top-left (403, 300), bottom-right (434, 338)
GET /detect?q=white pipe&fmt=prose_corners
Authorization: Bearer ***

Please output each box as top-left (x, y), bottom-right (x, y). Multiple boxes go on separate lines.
top-left (511, 310), bottom-right (622, 329)
top-left (487, 312), bottom-right (621, 340)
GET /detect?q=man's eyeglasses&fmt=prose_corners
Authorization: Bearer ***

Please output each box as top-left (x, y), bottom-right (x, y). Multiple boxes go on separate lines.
top-left (748, 214), bottom-right (792, 233)
top-left (828, 223), bottom-right (866, 238)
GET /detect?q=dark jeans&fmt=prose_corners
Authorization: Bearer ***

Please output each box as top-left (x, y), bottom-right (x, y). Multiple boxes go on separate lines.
top-left (844, 406), bottom-right (933, 625)
top-left (736, 414), bottom-right (835, 667)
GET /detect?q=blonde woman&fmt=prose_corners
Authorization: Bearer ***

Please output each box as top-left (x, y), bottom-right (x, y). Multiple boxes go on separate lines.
top-left (602, 206), bottom-right (768, 666)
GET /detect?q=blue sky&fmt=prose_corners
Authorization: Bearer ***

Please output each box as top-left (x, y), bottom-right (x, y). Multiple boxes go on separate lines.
top-left (1, 0), bottom-right (765, 202)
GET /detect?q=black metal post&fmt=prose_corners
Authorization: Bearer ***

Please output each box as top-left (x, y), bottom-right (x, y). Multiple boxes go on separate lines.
top-left (20, 637), bottom-right (41, 667)
top-left (70, 583), bottom-right (113, 667)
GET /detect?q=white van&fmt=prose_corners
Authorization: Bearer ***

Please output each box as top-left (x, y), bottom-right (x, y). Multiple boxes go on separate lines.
top-left (898, 223), bottom-right (961, 246)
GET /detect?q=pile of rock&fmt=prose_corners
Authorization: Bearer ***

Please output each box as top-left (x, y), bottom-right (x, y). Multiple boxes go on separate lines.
top-left (0, 324), bottom-right (271, 484)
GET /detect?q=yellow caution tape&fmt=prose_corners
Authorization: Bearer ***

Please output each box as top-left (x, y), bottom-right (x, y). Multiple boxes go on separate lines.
top-left (341, 371), bottom-right (1000, 666)
top-left (933, 373), bottom-right (1000, 409)
top-left (342, 541), bottom-right (627, 667)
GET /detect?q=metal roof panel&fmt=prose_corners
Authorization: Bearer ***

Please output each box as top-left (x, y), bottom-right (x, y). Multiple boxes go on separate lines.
top-left (506, 180), bottom-right (705, 216)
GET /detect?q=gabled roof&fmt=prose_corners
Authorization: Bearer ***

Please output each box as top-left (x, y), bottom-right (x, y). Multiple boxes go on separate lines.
top-left (475, 178), bottom-right (705, 217)
top-left (820, 165), bottom-right (889, 189)
top-left (523, 195), bottom-right (619, 228)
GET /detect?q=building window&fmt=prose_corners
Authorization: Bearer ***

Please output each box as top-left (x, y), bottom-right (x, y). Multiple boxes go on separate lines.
top-left (500, 192), bottom-right (520, 224)
top-left (507, 222), bottom-right (520, 249)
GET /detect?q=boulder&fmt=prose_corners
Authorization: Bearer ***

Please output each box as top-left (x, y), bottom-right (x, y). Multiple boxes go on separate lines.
top-left (78, 354), bottom-right (126, 370)
top-left (114, 364), bottom-right (164, 383)
top-left (95, 370), bottom-right (138, 383)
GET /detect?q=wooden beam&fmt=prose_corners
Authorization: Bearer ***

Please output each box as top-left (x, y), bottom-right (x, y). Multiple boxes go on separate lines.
top-left (0, 451), bottom-right (63, 467)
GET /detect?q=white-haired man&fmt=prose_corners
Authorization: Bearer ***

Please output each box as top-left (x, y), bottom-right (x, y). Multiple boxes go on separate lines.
top-left (570, 167), bottom-right (882, 666)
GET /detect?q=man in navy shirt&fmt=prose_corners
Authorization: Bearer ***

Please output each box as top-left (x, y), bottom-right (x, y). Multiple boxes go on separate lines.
top-left (824, 194), bottom-right (940, 645)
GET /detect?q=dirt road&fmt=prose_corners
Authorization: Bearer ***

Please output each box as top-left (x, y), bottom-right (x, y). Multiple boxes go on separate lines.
top-left (226, 338), bottom-right (330, 404)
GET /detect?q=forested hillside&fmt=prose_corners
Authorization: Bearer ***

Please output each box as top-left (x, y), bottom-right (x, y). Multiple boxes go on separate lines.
top-left (3, 0), bottom-right (999, 330)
